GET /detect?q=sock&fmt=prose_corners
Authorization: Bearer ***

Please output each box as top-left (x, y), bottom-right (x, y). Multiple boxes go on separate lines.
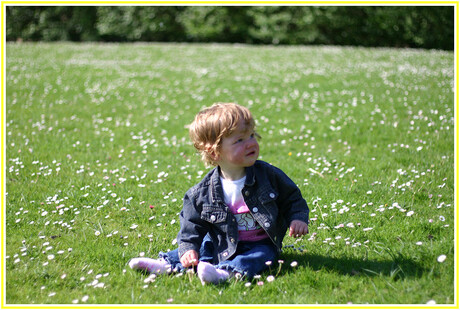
top-left (197, 261), bottom-right (229, 285)
top-left (128, 257), bottom-right (171, 275)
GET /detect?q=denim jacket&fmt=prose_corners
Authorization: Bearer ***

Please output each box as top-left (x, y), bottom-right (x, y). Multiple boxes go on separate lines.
top-left (177, 160), bottom-right (309, 263)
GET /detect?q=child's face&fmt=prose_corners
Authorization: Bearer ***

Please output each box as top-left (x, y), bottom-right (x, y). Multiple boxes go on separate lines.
top-left (216, 121), bottom-right (259, 174)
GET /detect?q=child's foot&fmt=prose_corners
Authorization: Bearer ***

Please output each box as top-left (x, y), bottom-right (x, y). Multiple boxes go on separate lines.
top-left (197, 261), bottom-right (229, 285)
top-left (128, 257), bottom-right (171, 274)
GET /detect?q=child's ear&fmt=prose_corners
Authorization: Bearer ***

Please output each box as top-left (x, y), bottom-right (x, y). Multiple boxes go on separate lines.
top-left (206, 146), bottom-right (219, 161)
top-left (210, 151), bottom-right (219, 161)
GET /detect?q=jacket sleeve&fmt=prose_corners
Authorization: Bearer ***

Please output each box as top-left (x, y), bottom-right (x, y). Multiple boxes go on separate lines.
top-left (177, 190), bottom-right (209, 260)
top-left (271, 166), bottom-right (309, 225)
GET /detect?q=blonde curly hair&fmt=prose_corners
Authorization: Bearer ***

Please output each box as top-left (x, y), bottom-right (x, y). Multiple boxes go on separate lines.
top-left (189, 103), bottom-right (259, 166)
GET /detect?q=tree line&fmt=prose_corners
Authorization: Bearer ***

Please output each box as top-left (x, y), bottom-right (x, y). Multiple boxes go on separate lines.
top-left (6, 6), bottom-right (454, 50)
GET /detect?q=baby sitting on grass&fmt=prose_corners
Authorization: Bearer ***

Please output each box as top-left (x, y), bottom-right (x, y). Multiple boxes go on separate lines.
top-left (129, 103), bottom-right (309, 284)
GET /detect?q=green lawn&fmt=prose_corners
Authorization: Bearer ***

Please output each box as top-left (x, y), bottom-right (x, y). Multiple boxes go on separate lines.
top-left (4, 42), bottom-right (456, 306)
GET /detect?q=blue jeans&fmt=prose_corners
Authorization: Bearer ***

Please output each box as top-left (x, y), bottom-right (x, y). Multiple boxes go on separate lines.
top-left (159, 235), bottom-right (278, 279)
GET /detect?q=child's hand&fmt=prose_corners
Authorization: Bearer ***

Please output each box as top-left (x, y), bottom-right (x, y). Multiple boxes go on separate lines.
top-left (180, 250), bottom-right (199, 267)
top-left (289, 220), bottom-right (309, 238)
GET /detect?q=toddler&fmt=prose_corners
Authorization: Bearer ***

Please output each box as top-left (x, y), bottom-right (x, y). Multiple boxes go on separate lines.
top-left (129, 103), bottom-right (309, 284)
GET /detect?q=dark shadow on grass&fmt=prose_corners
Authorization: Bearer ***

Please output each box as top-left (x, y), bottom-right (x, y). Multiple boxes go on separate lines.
top-left (128, 249), bottom-right (426, 286)
top-left (278, 249), bottom-right (427, 280)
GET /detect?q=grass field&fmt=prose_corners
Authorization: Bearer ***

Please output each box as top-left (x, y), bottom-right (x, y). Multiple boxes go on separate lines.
top-left (4, 42), bottom-right (456, 306)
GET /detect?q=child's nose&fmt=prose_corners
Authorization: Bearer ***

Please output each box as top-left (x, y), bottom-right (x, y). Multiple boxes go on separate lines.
top-left (246, 138), bottom-right (258, 148)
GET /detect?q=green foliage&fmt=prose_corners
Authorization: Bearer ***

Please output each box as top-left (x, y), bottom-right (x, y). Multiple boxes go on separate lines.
top-left (177, 6), bottom-right (253, 43)
top-left (95, 6), bottom-right (186, 42)
top-left (6, 6), bottom-right (98, 41)
top-left (5, 6), bottom-right (454, 49)
top-left (248, 6), bottom-right (320, 44)
top-left (246, 6), bottom-right (454, 49)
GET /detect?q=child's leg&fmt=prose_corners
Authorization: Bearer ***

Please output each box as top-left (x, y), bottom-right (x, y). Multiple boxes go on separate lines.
top-left (199, 234), bottom-right (217, 264)
top-left (129, 248), bottom-right (182, 274)
top-left (197, 261), bottom-right (230, 285)
top-left (130, 235), bottom-right (217, 275)
top-left (217, 240), bottom-right (278, 279)
top-left (197, 240), bottom-right (278, 285)
top-left (128, 257), bottom-right (171, 274)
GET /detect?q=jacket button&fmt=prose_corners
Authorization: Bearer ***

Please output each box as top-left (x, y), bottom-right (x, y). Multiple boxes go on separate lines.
top-left (269, 193), bottom-right (276, 199)
top-left (223, 252), bottom-right (228, 257)
top-left (252, 207), bottom-right (258, 213)
top-left (245, 191), bottom-right (250, 196)
top-left (210, 215), bottom-right (216, 222)
top-left (264, 222), bottom-right (271, 228)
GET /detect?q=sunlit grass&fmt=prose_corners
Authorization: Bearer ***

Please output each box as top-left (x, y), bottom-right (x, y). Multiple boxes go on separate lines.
top-left (5, 42), bottom-right (455, 305)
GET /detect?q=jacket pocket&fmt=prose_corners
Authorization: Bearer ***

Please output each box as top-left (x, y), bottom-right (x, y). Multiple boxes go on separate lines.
top-left (258, 187), bottom-right (279, 205)
top-left (256, 188), bottom-right (279, 227)
top-left (201, 205), bottom-right (227, 223)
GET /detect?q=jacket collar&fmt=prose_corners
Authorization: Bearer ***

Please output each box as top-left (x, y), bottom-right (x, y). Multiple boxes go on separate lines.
top-left (210, 167), bottom-right (224, 203)
top-left (244, 164), bottom-right (256, 186)
top-left (209, 163), bottom-right (257, 203)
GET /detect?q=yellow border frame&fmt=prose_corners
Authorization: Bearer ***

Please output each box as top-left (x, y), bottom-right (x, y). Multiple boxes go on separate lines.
top-left (0, 1), bottom-right (458, 309)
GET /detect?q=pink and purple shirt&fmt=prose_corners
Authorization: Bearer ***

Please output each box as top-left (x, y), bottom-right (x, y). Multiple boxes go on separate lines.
top-left (220, 176), bottom-right (269, 242)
